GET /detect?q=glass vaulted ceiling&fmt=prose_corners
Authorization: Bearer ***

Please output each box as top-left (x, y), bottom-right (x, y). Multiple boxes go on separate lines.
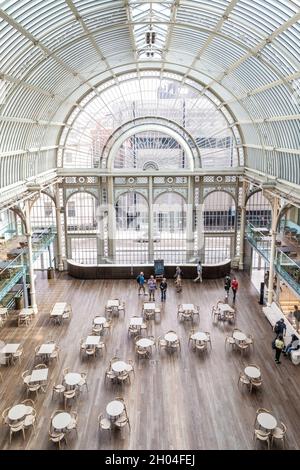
top-left (0, 0), bottom-right (299, 187)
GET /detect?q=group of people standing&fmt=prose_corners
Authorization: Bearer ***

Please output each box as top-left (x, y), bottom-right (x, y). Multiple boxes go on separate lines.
top-left (136, 272), bottom-right (168, 301)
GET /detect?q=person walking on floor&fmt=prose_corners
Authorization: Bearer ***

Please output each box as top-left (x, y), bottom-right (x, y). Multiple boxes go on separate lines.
top-left (224, 274), bottom-right (231, 299)
top-left (174, 266), bottom-right (182, 293)
top-left (275, 334), bottom-right (285, 364)
top-left (136, 271), bottom-right (146, 295)
top-left (293, 305), bottom-right (300, 333)
top-left (274, 318), bottom-right (287, 338)
top-left (147, 275), bottom-right (157, 301)
top-left (160, 278), bottom-right (168, 302)
top-left (193, 261), bottom-right (202, 283)
top-left (231, 276), bottom-right (239, 302)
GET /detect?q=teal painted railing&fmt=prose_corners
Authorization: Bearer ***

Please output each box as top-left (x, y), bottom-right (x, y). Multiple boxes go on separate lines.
top-left (0, 230), bottom-right (56, 303)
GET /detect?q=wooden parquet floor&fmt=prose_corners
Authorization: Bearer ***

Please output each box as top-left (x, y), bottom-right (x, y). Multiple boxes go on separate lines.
top-left (0, 272), bottom-right (299, 450)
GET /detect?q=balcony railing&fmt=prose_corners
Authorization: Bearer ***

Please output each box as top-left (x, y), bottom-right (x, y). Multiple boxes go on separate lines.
top-left (0, 228), bottom-right (56, 303)
top-left (246, 222), bottom-right (300, 297)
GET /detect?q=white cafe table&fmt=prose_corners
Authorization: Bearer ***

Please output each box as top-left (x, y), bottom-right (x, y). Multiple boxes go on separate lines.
top-left (191, 332), bottom-right (208, 342)
top-left (164, 332), bottom-right (178, 343)
top-left (181, 304), bottom-right (196, 312)
top-left (0, 343), bottom-right (20, 354)
top-left (107, 300), bottom-right (119, 308)
top-left (106, 400), bottom-right (124, 418)
top-left (29, 368), bottom-right (48, 383)
top-left (233, 331), bottom-right (247, 342)
top-left (64, 372), bottom-right (81, 387)
top-left (136, 338), bottom-right (154, 348)
top-left (85, 335), bottom-right (100, 346)
top-left (130, 317), bottom-right (143, 326)
top-left (37, 344), bottom-right (56, 355)
top-left (143, 303), bottom-right (155, 310)
top-left (50, 302), bottom-right (67, 316)
top-left (245, 366), bottom-right (261, 379)
top-left (93, 316), bottom-right (106, 326)
top-left (19, 308), bottom-right (34, 316)
top-left (111, 361), bottom-right (128, 374)
top-left (52, 412), bottom-right (72, 431)
top-left (8, 404), bottom-right (30, 421)
top-left (218, 303), bottom-right (234, 313)
top-left (257, 412), bottom-right (277, 431)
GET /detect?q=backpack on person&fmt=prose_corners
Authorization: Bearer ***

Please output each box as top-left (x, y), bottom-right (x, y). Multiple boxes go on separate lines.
top-left (136, 275), bottom-right (140, 284)
top-left (274, 322), bottom-right (281, 334)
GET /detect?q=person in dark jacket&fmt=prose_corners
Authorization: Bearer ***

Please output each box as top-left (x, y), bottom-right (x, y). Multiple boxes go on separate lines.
top-left (224, 275), bottom-right (231, 298)
top-left (160, 278), bottom-right (168, 302)
top-left (274, 318), bottom-right (287, 338)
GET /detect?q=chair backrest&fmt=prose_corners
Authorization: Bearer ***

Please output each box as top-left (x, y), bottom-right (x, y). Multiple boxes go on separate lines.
top-left (21, 399), bottom-right (35, 407)
top-left (280, 422), bottom-right (287, 435)
top-left (63, 368), bottom-right (69, 376)
top-left (256, 407), bottom-right (270, 417)
top-left (22, 370), bottom-right (30, 380)
top-left (2, 407), bottom-right (10, 423)
top-left (34, 363), bottom-right (47, 369)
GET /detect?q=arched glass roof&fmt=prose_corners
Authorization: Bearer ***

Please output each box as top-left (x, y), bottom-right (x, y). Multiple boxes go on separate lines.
top-left (0, 0), bottom-right (299, 187)
top-left (60, 74), bottom-right (241, 170)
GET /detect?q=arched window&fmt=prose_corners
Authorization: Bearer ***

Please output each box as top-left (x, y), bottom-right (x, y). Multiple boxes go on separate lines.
top-left (67, 192), bottom-right (98, 264)
top-left (202, 191), bottom-right (236, 264)
top-left (154, 192), bottom-right (187, 264)
top-left (115, 192), bottom-right (149, 265)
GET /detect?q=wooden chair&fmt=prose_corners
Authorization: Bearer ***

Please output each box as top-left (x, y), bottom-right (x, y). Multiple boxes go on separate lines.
top-left (224, 335), bottom-right (235, 350)
top-left (66, 410), bottom-right (78, 437)
top-left (24, 408), bottom-right (37, 433)
top-left (52, 384), bottom-right (65, 400)
top-left (78, 372), bottom-right (88, 392)
top-left (22, 370), bottom-right (31, 386)
top-left (118, 302), bottom-right (125, 316)
top-left (245, 334), bottom-right (254, 350)
top-left (271, 422), bottom-right (287, 449)
top-left (126, 359), bottom-right (135, 377)
top-left (98, 413), bottom-right (111, 433)
top-left (238, 372), bottom-right (250, 391)
top-left (115, 414), bottom-right (130, 431)
top-left (205, 332), bottom-right (212, 349)
top-left (12, 346), bottom-right (23, 364)
top-left (49, 431), bottom-right (67, 449)
top-left (50, 346), bottom-right (60, 363)
top-left (253, 429), bottom-right (271, 449)
top-left (2, 407), bottom-right (10, 425)
top-left (96, 341), bottom-right (106, 355)
top-left (9, 421), bottom-right (25, 443)
top-left (105, 367), bottom-right (116, 386)
top-left (157, 336), bottom-right (167, 351)
top-left (64, 389), bottom-right (76, 409)
top-left (34, 363), bottom-right (47, 370)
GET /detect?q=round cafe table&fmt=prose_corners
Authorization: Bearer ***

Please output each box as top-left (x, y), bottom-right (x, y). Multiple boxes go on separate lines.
top-left (257, 412), bottom-right (277, 431)
top-left (136, 338), bottom-right (154, 348)
top-left (233, 331), bottom-right (247, 342)
top-left (106, 400), bottom-right (124, 418)
top-left (111, 361), bottom-right (128, 374)
top-left (245, 366), bottom-right (260, 379)
top-left (191, 332), bottom-right (208, 342)
top-left (93, 316), bottom-right (106, 326)
top-left (8, 404), bottom-right (29, 421)
top-left (164, 332), bottom-right (178, 343)
top-left (64, 372), bottom-right (81, 387)
top-left (52, 412), bottom-right (72, 431)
